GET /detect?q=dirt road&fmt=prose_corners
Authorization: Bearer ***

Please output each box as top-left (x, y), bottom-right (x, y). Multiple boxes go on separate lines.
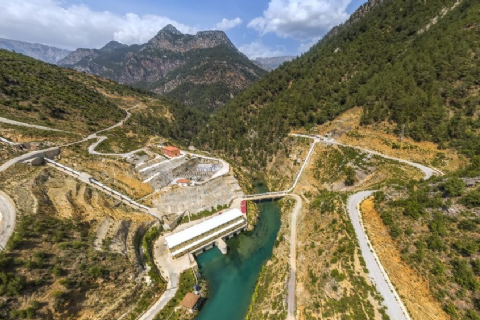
top-left (0, 191), bottom-right (16, 250)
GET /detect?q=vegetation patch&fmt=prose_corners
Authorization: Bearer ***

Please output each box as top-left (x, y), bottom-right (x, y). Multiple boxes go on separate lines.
top-left (0, 214), bottom-right (141, 320)
top-left (373, 158), bottom-right (480, 319)
top-left (153, 270), bottom-right (198, 320)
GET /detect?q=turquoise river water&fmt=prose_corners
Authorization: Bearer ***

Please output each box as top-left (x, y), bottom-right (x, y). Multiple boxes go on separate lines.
top-left (195, 183), bottom-right (281, 320)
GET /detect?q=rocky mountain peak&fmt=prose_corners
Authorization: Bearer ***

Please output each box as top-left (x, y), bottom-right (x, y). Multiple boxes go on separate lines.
top-left (100, 40), bottom-right (127, 53)
top-left (57, 48), bottom-right (99, 65)
top-left (58, 24), bottom-right (265, 112)
top-left (195, 30), bottom-right (234, 48)
top-left (324, 0), bottom-right (388, 40)
top-left (157, 24), bottom-right (183, 36)
top-left (146, 27), bottom-right (235, 53)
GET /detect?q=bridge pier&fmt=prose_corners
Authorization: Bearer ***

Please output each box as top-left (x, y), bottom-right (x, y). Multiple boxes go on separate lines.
top-left (216, 238), bottom-right (228, 255)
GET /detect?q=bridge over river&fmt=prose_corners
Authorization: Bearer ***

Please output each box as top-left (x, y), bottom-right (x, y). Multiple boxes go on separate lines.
top-left (240, 135), bottom-right (318, 201)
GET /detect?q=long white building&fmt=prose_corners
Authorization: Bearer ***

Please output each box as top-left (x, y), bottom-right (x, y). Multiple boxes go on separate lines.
top-left (165, 208), bottom-right (247, 258)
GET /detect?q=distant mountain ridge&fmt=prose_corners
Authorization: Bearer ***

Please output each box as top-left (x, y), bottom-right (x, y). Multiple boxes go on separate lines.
top-left (146, 26), bottom-right (238, 53)
top-left (254, 56), bottom-right (295, 71)
top-left (0, 38), bottom-right (71, 64)
top-left (59, 25), bottom-right (266, 112)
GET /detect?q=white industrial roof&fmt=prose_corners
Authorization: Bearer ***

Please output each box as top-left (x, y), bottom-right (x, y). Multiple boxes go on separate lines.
top-left (171, 219), bottom-right (245, 256)
top-left (165, 208), bottom-right (244, 249)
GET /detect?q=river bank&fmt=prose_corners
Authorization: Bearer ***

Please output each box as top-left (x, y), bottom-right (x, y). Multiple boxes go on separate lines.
top-left (194, 182), bottom-right (281, 320)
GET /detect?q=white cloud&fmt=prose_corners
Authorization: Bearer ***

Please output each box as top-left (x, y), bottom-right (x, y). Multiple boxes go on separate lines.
top-left (215, 17), bottom-right (242, 31)
top-left (248, 0), bottom-right (352, 40)
top-left (239, 41), bottom-right (286, 59)
top-left (0, 0), bottom-right (197, 50)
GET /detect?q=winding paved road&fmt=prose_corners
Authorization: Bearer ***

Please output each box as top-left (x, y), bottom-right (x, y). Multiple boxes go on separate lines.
top-left (62, 105), bottom-right (141, 158)
top-left (288, 133), bottom-right (441, 320)
top-left (0, 116), bottom-right (68, 132)
top-left (320, 137), bottom-right (441, 179)
top-left (137, 275), bottom-right (179, 320)
top-left (348, 191), bottom-right (411, 320)
top-left (85, 106), bottom-right (140, 157)
top-left (286, 194), bottom-right (302, 320)
top-left (0, 147), bottom-right (60, 173)
top-left (0, 191), bottom-right (16, 250)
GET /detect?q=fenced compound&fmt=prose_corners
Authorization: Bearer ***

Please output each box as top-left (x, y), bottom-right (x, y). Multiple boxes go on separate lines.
top-left (139, 156), bottom-right (224, 190)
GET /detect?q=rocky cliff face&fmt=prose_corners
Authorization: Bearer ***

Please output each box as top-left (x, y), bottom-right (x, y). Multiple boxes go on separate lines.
top-left (57, 48), bottom-right (99, 65)
top-left (0, 38), bottom-right (71, 64)
top-left (146, 27), bottom-right (237, 53)
top-left (59, 25), bottom-right (265, 112)
top-left (254, 56), bottom-right (295, 71)
top-left (324, 0), bottom-right (388, 40)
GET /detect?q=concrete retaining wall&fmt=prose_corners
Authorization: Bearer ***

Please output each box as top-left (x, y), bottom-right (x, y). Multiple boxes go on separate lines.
top-left (153, 175), bottom-right (244, 215)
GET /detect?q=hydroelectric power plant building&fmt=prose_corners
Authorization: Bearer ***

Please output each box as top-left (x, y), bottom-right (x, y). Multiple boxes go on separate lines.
top-left (165, 208), bottom-right (247, 258)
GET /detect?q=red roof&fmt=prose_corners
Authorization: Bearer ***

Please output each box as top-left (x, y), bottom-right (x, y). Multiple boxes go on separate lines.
top-left (181, 293), bottom-right (200, 309)
top-left (164, 146), bottom-right (179, 151)
top-left (177, 179), bottom-right (190, 184)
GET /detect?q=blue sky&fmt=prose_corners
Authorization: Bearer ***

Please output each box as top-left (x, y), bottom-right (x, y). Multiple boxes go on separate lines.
top-left (0, 0), bottom-right (367, 58)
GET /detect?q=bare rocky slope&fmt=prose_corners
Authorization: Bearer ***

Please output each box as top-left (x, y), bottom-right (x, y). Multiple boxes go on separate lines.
top-left (59, 25), bottom-right (266, 112)
top-left (0, 38), bottom-right (71, 64)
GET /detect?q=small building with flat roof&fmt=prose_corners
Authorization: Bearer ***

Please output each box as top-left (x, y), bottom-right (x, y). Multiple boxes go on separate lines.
top-left (177, 178), bottom-right (191, 186)
top-left (163, 146), bottom-right (181, 158)
top-left (165, 208), bottom-right (247, 258)
top-left (181, 292), bottom-right (201, 313)
top-left (241, 200), bottom-right (247, 214)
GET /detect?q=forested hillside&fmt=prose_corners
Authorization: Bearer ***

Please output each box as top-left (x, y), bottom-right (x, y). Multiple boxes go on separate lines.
top-left (0, 49), bottom-right (205, 139)
top-left (198, 0), bottom-right (479, 167)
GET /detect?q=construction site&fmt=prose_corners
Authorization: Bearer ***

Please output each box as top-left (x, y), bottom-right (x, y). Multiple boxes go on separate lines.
top-left (136, 153), bottom-right (224, 190)
top-left (126, 147), bottom-right (243, 219)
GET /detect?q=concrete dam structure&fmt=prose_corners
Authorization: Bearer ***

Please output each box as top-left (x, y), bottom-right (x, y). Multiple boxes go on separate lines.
top-left (164, 208), bottom-right (247, 259)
